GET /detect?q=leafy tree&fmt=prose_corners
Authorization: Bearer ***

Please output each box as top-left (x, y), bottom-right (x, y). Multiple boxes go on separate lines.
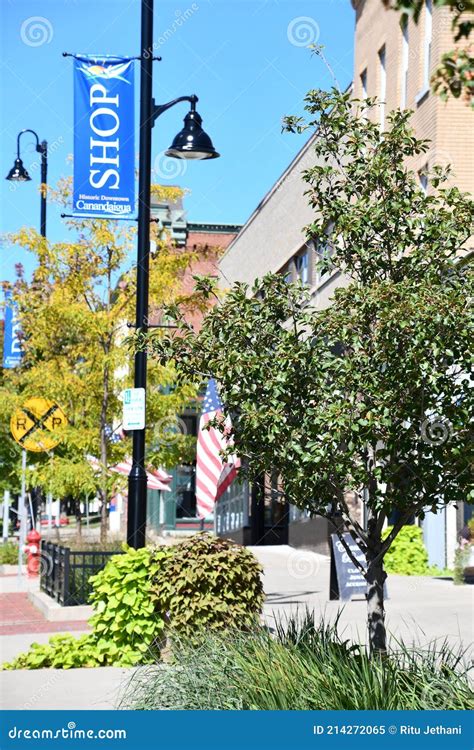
top-left (146, 90), bottom-right (474, 654)
top-left (2, 182), bottom-right (203, 541)
top-left (383, 0), bottom-right (474, 106)
top-left (0, 377), bottom-right (21, 497)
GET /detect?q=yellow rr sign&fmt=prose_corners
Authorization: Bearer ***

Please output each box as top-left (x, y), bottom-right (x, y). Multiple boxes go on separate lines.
top-left (10, 397), bottom-right (67, 453)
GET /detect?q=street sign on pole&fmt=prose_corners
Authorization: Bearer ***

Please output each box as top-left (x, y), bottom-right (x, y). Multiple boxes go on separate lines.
top-left (10, 397), bottom-right (67, 453)
top-left (122, 387), bottom-right (146, 431)
top-left (10, 398), bottom-right (67, 581)
top-left (18, 449), bottom-right (27, 584)
top-left (47, 492), bottom-right (53, 531)
top-left (2, 490), bottom-right (10, 542)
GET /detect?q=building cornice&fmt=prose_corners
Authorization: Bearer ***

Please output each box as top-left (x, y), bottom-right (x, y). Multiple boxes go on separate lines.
top-left (187, 222), bottom-right (242, 234)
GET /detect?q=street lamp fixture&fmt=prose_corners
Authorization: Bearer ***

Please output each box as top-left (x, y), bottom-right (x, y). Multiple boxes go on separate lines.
top-left (6, 158), bottom-right (31, 182)
top-left (6, 129), bottom-right (48, 238)
top-left (163, 97), bottom-right (219, 160)
top-left (127, 0), bottom-right (220, 549)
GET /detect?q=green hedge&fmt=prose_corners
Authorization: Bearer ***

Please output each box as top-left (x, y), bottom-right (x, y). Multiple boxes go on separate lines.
top-left (382, 525), bottom-right (429, 576)
top-left (0, 541), bottom-right (23, 565)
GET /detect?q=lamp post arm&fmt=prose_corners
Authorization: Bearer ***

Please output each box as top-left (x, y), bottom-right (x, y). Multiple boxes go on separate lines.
top-left (152, 94), bottom-right (198, 125)
top-left (17, 129), bottom-right (40, 158)
top-left (15, 129), bottom-right (47, 238)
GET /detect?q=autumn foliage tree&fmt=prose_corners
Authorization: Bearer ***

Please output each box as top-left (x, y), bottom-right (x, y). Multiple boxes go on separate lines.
top-left (2, 182), bottom-right (205, 541)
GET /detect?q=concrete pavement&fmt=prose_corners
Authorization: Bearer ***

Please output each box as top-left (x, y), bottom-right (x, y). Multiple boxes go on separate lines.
top-left (1, 545), bottom-right (472, 710)
top-left (0, 575), bottom-right (127, 711)
top-left (0, 666), bottom-right (130, 710)
top-left (251, 546), bottom-right (474, 652)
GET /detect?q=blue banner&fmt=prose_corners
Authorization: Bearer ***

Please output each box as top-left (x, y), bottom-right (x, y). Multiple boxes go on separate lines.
top-left (73, 56), bottom-right (135, 218)
top-left (0, 711), bottom-right (472, 750)
top-left (2, 291), bottom-right (22, 368)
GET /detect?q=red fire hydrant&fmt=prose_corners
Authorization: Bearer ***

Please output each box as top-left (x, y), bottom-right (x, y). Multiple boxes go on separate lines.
top-left (26, 529), bottom-right (41, 578)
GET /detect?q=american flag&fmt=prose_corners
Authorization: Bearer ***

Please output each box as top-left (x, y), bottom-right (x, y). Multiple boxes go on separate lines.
top-left (195, 379), bottom-right (240, 518)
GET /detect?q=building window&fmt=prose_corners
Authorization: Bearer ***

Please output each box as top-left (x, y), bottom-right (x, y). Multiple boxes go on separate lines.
top-left (400, 19), bottom-right (409, 108)
top-left (315, 223), bottom-right (335, 278)
top-left (419, 167), bottom-right (428, 194)
top-left (378, 45), bottom-right (386, 128)
top-left (422, 0), bottom-right (432, 92)
top-left (360, 68), bottom-right (368, 118)
top-left (360, 68), bottom-right (367, 98)
top-left (280, 264), bottom-right (293, 283)
top-left (294, 249), bottom-right (309, 285)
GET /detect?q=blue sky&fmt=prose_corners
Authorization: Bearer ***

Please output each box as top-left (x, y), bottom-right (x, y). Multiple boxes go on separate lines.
top-left (1, 0), bottom-right (354, 281)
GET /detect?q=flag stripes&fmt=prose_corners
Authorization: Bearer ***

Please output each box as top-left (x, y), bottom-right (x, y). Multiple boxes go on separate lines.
top-left (195, 380), bottom-right (240, 518)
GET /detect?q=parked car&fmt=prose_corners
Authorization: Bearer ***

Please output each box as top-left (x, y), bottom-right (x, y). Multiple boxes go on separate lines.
top-left (40, 514), bottom-right (70, 527)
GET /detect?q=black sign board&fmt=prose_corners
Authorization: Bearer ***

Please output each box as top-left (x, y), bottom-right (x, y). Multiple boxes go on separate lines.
top-left (329, 532), bottom-right (367, 601)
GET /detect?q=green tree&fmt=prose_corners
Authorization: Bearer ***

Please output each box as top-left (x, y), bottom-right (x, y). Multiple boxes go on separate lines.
top-left (0, 374), bottom-right (22, 498)
top-left (383, 0), bottom-right (474, 106)
top-left (147, 90), bottom-right (474, 654)
top-left (2, 182), bottom-right (202, 541)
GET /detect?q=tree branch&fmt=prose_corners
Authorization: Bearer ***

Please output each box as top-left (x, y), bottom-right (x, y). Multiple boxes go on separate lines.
top-left (338, 491), bottom-right (369, 548)
top-left (323, 512), bottom-right (367, 577)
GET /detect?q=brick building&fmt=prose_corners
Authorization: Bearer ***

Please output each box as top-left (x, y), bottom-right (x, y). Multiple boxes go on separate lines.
top-left (151, 195), bottom-right (240, 329)
top-left (146, 196), bottom-right (241, 533)
top-left (352, 0), bottom-right (473, 196)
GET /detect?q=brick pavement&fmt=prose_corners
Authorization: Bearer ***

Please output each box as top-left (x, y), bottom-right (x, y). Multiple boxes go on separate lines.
top-left (0, 592), bottom-right (90, 635)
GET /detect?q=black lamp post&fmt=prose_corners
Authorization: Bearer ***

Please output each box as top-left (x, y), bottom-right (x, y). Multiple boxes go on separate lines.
top-left (6, 129), bottom-right (48, 238)
top-left (127, 0), bottom-right (219, 549)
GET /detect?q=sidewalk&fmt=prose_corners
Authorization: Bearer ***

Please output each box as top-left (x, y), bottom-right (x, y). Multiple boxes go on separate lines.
top-left (0, 593), bottom-right (90, 636)
top-left (0, 574), bottom-right (116, 710)
top-left (0, 666), bottom-right (130, 710)
top-left (1, 546), bottom-right (472, 710)
top-left (0, 574), bottom-right (91, 662)
top-left (251, 546), bottom-right (474, 651)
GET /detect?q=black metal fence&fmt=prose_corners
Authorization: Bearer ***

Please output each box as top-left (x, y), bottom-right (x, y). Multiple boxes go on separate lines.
top-left (40, 541), bottom-right (120, 606)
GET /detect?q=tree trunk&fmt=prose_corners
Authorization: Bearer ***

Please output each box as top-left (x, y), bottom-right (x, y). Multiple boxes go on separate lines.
top-left (99, 426), bottom-right (108, 544)
top-left (99, 403), bottom-right (108, 543)
top-left (366, 549), bottom-right (387, 655)
top-left (99, 358), bottom-right (110, 545)
top-left (75, 498), bottom-right (82, 540)
top-left (99, 434), bottom-right (108, 545)
top-left (365, 496), bottom-right (387, 656)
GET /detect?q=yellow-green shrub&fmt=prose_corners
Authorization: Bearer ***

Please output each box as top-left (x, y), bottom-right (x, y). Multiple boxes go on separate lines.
top-left (383, 525), bottom-right (428, 575)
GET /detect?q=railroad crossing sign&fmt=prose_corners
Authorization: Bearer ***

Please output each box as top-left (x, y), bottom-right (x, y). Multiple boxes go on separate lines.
top-left (10, 397), bottom-right (68, 453)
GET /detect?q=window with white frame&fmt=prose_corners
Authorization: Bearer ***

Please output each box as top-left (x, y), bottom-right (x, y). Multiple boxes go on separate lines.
top-left (294, 249), bottom-right (310, 285)
top-left (401, 19), bottom-right (409, 108)
top-left (280, 263), bottom-right (293, 283)
top-left (315, 224), bottom-right (335, 278)
top-left (378, 45), bottom-right (386, 128)
top-left (419, 166), bottom-right (428, 194)
top-left (360, 68), bottom-right (368, 98)
top-left (422, 0), bottom-right (432, 92)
